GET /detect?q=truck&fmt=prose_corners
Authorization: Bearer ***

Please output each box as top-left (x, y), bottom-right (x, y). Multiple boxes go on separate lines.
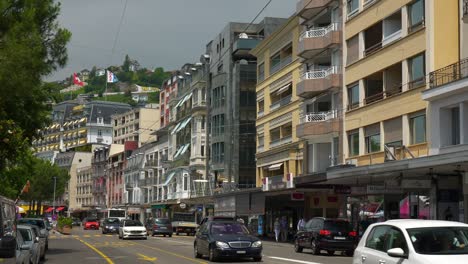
top-left (171, 212), bottom-right (198, 236)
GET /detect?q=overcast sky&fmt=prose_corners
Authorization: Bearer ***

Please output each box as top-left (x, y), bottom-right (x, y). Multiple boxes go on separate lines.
top-left (50, 0), bottom-right (296, 81)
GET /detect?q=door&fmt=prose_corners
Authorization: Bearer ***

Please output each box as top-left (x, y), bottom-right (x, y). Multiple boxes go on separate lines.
top-left (196, 223), bottom-right (210, 255)
top-left (360, 225), bottom-right (390, 264)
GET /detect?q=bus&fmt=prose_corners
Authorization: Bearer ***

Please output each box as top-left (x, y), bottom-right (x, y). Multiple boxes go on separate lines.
top-left (96, 208), bottom-right (127, 221)
top-left (0, 195), bottom-right (16, 264)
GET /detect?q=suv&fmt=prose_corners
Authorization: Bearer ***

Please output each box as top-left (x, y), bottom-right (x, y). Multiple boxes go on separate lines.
top-left (0, 195), bottom-right (16, 263)
top-left (145, 218), bottom-right (172, 237)
top-left (17, 218), bottom-right (50, 251)
top-left (294, 217), bottom-right (357, 256)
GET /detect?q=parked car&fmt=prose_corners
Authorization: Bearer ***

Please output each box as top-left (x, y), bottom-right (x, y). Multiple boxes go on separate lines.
top-left (17, 218), bottom-right (50, 251)
top-left (145, 218), bottom-right (172, 237)
top-left (17, 225), bottom-right (41, 264)
top-left (294, 217), bottom-right (357, 256)
top-left (15, 230), bottom-right (31, 264)
top-left (101, 218), bottom-right (120, 234)
top-left (353, 219), bottom-right (468, 264)
top-left (83, 217), bottom-right (100, 230)
top-left (118, 219), bottom-right (147, 240)
top-left (28, 225), bottom-right (46, 261)
top-left (72, 218), bottom-right (81, 226)
top-left (194, 220), bottom-right (262, 262)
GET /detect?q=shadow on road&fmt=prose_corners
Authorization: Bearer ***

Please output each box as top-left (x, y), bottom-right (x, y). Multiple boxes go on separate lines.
top-left (45, 248), bottom-right (78, 255)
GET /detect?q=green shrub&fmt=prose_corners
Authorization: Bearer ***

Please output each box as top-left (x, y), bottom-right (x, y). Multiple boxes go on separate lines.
top-left (57, 216), bottom-right (73, 229)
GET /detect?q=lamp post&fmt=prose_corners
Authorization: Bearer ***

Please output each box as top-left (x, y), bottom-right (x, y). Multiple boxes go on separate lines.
top-left (52, 176), bottom-right (57, 221)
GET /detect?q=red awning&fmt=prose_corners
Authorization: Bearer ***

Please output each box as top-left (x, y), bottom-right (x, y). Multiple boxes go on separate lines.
top-left (56, 206), bottom-right (65, 212)
top-left (44, 207), bottom-right (54, 213)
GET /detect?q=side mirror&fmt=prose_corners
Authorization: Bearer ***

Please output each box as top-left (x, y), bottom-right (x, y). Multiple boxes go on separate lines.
top-left (387, 248), bottom-right (407, 258)
top-left (35, 237), bottom-right (40, 243)
top-left (20, 244), bottom-right (31, 251)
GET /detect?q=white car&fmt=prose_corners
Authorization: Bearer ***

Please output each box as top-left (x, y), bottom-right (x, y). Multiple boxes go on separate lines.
top-left (353, 219), bottom-right (468, 264)
top-left (118, 219), bottom-right (147, 240)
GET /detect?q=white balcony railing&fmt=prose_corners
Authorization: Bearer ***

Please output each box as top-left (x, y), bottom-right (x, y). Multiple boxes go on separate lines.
top-left (300, 23), bottom-right (339, 40)
top-left (382, 29), bottom-right (402, 46)
top-left (301, 66), bottom-right (339, 80)
top-left (302, 110), bottom-right (338, 124)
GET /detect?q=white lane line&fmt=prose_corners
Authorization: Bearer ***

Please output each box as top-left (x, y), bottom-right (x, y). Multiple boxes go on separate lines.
top-left (267, 256), bottom-right (322, 264)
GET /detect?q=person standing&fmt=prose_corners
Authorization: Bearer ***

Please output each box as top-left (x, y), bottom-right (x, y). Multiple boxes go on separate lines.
top-left (280, 216), bottom-right (288, 242)
top-left (297, 218), bottom-right (305, 231)
top-left (274, 218), bottom-right (280, 242)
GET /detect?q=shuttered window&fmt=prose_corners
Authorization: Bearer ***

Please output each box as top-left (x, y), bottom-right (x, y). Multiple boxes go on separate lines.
top-left (384, 117), bottom-right (402, 146)
top-left (347, 35), bottom-right (359, 65)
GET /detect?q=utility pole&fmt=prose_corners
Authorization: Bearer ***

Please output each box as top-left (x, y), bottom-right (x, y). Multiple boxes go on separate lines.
top-left (53, 176), bottom-right (57, 222)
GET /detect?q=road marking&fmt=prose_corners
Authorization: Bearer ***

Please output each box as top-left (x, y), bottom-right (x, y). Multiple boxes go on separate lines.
top-left (83, 235), bottom-right (91, 238)
top-left (137, 253), bottom-right (157, 262)
top-left (94, 235), bottom-right (102, 237)
top-left (132, 241), bottom-right (207, 264)
top-left (76, 238), bottom-right (115, 264)
top-left (267, 256), bottom-right (322, 264)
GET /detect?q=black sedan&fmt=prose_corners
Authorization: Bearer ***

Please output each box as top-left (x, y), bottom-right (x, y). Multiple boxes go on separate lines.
top-left (101, 218), bottom-right (120, 234)
top-left (194, 220), bottom-right (262, 262)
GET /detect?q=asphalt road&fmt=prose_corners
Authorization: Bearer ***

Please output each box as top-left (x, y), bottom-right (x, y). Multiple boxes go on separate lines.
top-left (41, 228), bottom-right (352, 264)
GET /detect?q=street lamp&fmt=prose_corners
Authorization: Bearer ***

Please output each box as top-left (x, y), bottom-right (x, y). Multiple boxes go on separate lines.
top-left (52, 176), bottom-right (57, 220)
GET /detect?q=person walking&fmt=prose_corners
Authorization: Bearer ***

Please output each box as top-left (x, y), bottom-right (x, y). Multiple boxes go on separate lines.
top-left (280, 216), bottom-right (288, 242)
top-left (297, 217), bottom-right (305, 231)
top-left (274, 218), bottom-right (280, 242)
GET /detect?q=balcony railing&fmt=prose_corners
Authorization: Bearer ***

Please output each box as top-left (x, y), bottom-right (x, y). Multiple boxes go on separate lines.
top-left (429, 57), bottom-right (468, 88)
top-left (300, 23), bottom-right (339, 40)
top-left (270, 95), bottom-right (292, 111)
top-left (302, 110), bottom-right (338, 124)
top-left (301, 66), bottom-right (339, 80)
top-left (270, 135), bottom-right (292, 148)
top-left (270, 55), bottom-right (293, 75)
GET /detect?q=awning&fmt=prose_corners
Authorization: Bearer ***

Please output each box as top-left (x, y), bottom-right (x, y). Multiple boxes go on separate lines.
top-left (44, 207), bottom-right (54, 213)
top-left (151, 205), bottom-right (167, 209)
top-left (268, 163), bottom-right (283, 171)
top-left (74, 120), bottom-right (79, 125)
top-left (171, 122), bottom-right (182, 135)
top-left (179, 144), bottom-right (190, 156)
top-left (78, 129), bottom-right (86, 134)
top-left (176, 117), bottom-right (192, 133)
top-left (163, 171), bottom-right (176, 186)
top-left (275, 83), bottom-right (292, 95)
top-left (56, 206), bottom-right (65, 212)
top-left (79, 117), bottom-right (87, 123)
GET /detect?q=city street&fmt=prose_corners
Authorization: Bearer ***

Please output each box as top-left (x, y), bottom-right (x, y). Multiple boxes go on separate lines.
top-left (42, 228), bottom-right (352, 264)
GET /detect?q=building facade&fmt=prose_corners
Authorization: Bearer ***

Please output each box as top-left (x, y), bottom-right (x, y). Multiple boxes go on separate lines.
top-left (112, 106), bottom-right (160, 147)
top-left (76, 166), bottom-right (94, 210)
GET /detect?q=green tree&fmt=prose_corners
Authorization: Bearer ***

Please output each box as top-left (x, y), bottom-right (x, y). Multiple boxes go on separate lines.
top-left (0, 0), bottom-right (71, 171)
top-left (122, 54), bottom-right (131, 72)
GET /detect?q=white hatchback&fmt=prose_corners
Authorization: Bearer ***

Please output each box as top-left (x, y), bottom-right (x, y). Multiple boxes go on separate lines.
top-left (353, 219), bottom-right (468, 264)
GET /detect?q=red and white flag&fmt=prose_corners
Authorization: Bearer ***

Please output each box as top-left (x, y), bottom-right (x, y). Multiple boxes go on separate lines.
top-left (73, 73), bottom-right (84, 86)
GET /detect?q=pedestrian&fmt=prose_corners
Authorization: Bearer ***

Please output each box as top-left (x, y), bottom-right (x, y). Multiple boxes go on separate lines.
top-left (274, 218), bottom-right (280, 242)
top-left (280, 216), bottom-right (288, 242)
top-left (297, 217), bottom-right (305, 231)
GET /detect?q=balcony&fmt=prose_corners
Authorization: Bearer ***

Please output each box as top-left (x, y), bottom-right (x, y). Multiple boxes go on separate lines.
top-left (298, 23), bottom-right (341, 59)
top-left (232, 35), bottom-right (262, 58)
top-left (270, 135), bottom-right (292, 149)
top-left (296, 0), bottom-right (333, 21)
top-left (296, 110), bottom-right (340, 138)
top-left (429, 57), bottom-right (468, 89)
top-left (192, 100), bottom-right (207, 112)
top-left (297, 66), bottom-right (342, 98)
top-left (270, 55), bottom-right (292, 75)
top-left (270, 95), bottom-right (292, 111)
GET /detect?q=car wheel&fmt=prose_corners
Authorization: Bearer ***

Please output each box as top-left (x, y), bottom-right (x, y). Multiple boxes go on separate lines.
top-left (253, 256), bottom-right (262, 262)
top-left (194, 244), bottom-right (202, 258)
top-left (311, 240), bottom-right (320, 255)
top-left (294, 240), bottom-right (303, 253)
top-left (345, 250), bottom-right (354, 257)
top-left (209, 246), bottom-right (217, 262)
top-left (327, 250), bottom-right (334, 256)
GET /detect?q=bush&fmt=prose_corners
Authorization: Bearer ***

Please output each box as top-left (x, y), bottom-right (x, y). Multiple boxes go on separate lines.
top-left (57, 216), bottom-right (73, 229)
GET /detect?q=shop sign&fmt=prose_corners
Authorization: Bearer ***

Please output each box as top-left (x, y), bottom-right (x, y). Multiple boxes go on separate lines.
top-left (291, 192), bottom-right (304, 201)
top-left (334, 186), bottom-right (351, 194)
top-left (127, 207), bottom-right (141, 214)
top-left (179, 203), bottom-right (187, 209)
top-left (401, 180), bottom-right (431, 189)
top-left (367, 185), bottom-right (402, 194)
top-left (146, 208), bottom-right (152, 213)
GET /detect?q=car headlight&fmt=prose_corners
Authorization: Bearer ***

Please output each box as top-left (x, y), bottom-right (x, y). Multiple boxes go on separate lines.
top-left (251, 241), bottom-right (262, 248)
top-left (123, 229), bottom-right (130, 233)
top-left (215, 241), bottom-right (230, 249)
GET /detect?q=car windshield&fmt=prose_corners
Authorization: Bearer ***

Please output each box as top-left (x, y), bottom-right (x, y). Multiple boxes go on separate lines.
top-left (324, 220), bottom-right (352, 232)
top-left (86, 218), bottom-right (98, 222)
top-left (155, 219), bottom-right (170, 224)
top-left (105, 218), bottom-right (119, 224)
top-left (18, 219), bottom-right (45, 229)
top-left (18, 229), bottom-right (32, 242)
top-left (210, 222), bottom-right (249, 235)
top-left (125, 220), bottom-right (143, 227)
top-left (407, 227), bottom-right (468, 255)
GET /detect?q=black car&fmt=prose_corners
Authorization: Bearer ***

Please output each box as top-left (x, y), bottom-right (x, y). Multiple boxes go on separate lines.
top-left (294, 217), bottom-right (357, 256)
top-left (145, 218), bottom-right (172, 237)
top-left (71, 218), bottom-right (81, 226)
top-left (101, 218), bottom-right (120, 234)
top-left (194, 220), bottom-right (262, 262)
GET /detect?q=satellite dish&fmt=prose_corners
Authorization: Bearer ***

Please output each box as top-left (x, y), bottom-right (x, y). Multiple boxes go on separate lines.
top-left (239, 33), bottom-right (248, 39)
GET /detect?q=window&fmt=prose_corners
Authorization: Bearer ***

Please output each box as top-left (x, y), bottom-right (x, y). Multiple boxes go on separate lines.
top-left (98, 129), bottom-right (102, 137)
top-left (410, 113), bottom-right (426, 144)
top-left (97, 117), bottom-right (104, 124)
top-left (201, 116), bottom-right (205, 130)
top-left (348, 130), bottom-right (359, 156)
top-left (258, 135), bottom-right (264, 147)
top-left (365, 124), bottom-right (381, 153)
top-left (409, 53), bottom-right (425, 88)
top-left (258, 99), bottom-right (264, 115)
top-left (201, 145), bottom-right (205, 157)
top-left (384, 117), bottom-right (402, 146)
top-left (270, 53), bottom-right (281, 72)
top-left (347, 35), bottom-right (359, 65)
top-left (408, 0), bottom-right (424, 32)
top-left (258, 63), bottom-right (265, 82)
top-left (348, 83), bottom-right (360, 109)
top-left (347, 0), bottom-right (359, 16)
top-left (386, 228), bottom-right (408, 254)
top-left (183, 176), bottom-right (188, 191)
top-left (451, 107), bottom-right (460, 145)
top-left (366, 226), bottom-right (390, 252)
top-left (217, 63), bottom-right (223, 73)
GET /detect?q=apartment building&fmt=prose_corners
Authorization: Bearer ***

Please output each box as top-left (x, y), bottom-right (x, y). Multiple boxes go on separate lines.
top-left (112, 106), bottom-right (160, 147)
top-left (76, 166), bottom-right (94, 210)
top-left (160, 73), bottom-right (179, 129)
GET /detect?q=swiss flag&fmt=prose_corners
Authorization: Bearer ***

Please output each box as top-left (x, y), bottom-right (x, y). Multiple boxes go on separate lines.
top-left (73, 73), bottom-right (84, 86)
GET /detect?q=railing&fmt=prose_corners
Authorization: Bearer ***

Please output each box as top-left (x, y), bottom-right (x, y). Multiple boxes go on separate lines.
top-left (429, 57), bottom-right (468, 88)
top-left (301, 66), bottom-right (340, 80)
top-left (214, 183), bottom-right (257, 194)
top-left (270, 95), bottom-right (292, 111)
top-left (364, 41), bottom-right (382, 57)
top-left (192, 100), bottom-right (206, 108)
top-left (270, 55), bottom-right (293, 75)
top-left (302, 110), bottom-right (338, 123)
top-left (270, 135), bottom-right (292, 148)
top-left (300, 23), bottom-right (339, 40)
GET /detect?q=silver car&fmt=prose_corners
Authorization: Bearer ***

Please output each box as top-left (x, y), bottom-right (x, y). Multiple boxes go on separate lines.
top-left (15, 230), bottom-right (32, 264)
top-left (17, 218), bottom-right (50, 251)
top-left (29, 226), bottom-right (46, 261)
top-left (17, 225), bottom-right (40, 264)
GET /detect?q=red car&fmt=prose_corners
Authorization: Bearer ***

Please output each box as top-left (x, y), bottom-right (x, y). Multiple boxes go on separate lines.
top-left (83, 217), bottom-right (100, 230)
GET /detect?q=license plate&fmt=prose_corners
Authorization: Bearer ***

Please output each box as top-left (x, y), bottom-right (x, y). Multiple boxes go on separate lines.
top-left (160, 227), bottom-right (167, 229)
top-left (334, 236), bottom-right (346, 240)
top-left (236, 251), bottom-right (246, 254)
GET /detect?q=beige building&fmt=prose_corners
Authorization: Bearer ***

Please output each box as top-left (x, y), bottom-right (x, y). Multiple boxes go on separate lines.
top-left (112, 106), bottom-right (160, 147)
top-left (76, 166), bottom-right (94, 210)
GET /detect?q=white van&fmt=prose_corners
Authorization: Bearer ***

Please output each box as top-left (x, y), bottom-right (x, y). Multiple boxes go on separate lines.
top-left (0, 195), bottom-right (16, 264)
